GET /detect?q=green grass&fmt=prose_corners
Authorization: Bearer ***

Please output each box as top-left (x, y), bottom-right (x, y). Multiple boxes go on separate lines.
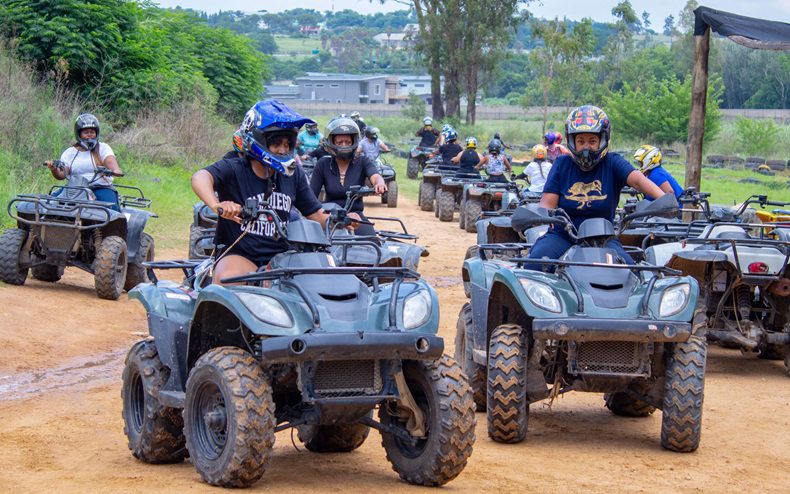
top-left (274, 36), bottom-right (321, 55)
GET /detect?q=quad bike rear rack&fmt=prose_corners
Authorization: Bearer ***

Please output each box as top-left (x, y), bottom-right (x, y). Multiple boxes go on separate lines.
top-left (9, 193), bottom-right (113, 229)
top-left (222, 266), bottom-right (421, 331)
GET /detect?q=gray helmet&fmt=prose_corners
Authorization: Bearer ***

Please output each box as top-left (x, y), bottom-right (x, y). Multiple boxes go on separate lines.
top-left (350, 111), bottom-right (361, 119)
top-left (364, 126), bottom-right (379, 139)
top-left (74, 113), bottom-right (100, 151)
top-left (324, 117), bottom-right (360, 160)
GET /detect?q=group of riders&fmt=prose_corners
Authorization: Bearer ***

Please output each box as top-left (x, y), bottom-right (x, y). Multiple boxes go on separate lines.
top-left (45, 99), bottom-right (684, 284)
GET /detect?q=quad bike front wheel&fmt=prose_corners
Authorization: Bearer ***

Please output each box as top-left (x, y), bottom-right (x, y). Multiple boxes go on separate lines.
top-left (121, 340), bottom-right (186, 463)
top-left (0, 228), bottom-right (29, 285)
top-left (379, 356), bottom-right (475, 486)
top-left (487, 324), bottom-right (529, 443)
top-left (184, 347), bottom-right (276, 487)
top-left (455, 303), bottom-right (486, 411)
top-left (124, 233), bottom-right (154, 292)
top-left (386, 180), bottom-right (398, 208)
top-left (660, 334), bottom-right (707, 452)
top-left (94, 235), bottom-right (127, 300)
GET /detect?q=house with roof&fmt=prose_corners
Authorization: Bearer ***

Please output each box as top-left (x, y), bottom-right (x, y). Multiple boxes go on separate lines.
top-left (373, 23), bottom-right (419, 50)
top-left (295, 73), bottom-right (401, 104)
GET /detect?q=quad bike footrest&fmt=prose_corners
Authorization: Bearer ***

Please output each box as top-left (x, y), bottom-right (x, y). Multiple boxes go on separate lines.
top-left (532, 318), bottom-right (692, 342)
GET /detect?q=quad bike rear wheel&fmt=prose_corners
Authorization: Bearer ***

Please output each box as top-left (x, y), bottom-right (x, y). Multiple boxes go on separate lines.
top-left (455, 303), bottom-right (486, 411)
top-left (419, 182), bottom-right (436, 212)
top-left (94, 235), bottom-right (127, 300)
top-left (604, 381), bottom-right (657, 417)
top-left (184, 347), bottom-right (275, 487)
top-left (379, 356), bottom-right (475, 486)
top-left (464, 198), bottom-right (482, 233)
top-left (124, 233), bottom-right (154, 291)
top-left (189, 225), bottom-right (211, 259)
top-left (0, 228), bottom-right (29, 285)
top-left (407, 157), bottom-right (420, 179)
top-left (386, 180), bottom-right (398, 208)
top-left (121, 340), bottom-right (186, 463)
top-left (487, 324), bottom-right (529, 443)
top-left (437, 190), bottom-right (455, 222)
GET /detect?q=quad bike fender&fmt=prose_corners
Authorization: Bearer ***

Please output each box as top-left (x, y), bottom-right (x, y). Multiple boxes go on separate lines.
top-left (666, 249), bottom-right (730, 282)
top-left (645, 241), bottom-right (695, 267)
top-left (124, 209), bottom-right (155, 261)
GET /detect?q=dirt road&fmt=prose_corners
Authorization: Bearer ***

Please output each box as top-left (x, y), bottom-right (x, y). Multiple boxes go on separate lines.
top-left (1, 195), bottom-right (788, 493)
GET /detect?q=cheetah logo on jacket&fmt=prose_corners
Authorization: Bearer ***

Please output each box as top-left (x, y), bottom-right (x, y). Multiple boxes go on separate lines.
top-left (565, 180), bottom-right (607, 209)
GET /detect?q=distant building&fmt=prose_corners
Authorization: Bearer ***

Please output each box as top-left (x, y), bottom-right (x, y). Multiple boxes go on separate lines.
top-left (295, 73), bottom-right (397, 104)
top-left (373, 23), bottom-right (419, 50)
top-left (300, 25), bottom-right (322, 36)
top-left (264, 84), bottom-right (300, 100)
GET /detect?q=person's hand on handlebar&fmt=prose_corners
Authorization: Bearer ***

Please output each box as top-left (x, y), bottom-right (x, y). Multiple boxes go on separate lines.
top-left (374, 181), bottom-right (387, 195)
top-left (347, 212), bottom-right (362, 231)
top-left (214, 201), bottom-right (243, 224)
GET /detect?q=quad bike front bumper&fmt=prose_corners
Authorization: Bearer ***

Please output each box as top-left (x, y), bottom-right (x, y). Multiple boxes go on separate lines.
top-left (532, 318), bottom-right (692, 343)
top-left (258, 331), bottom-right (444, 364)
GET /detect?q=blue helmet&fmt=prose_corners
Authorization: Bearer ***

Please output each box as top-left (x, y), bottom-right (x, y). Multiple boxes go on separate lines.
top-left (445, 130), bottom-right (458, 142)
top-left (240, 99), bottom-right (315, 175)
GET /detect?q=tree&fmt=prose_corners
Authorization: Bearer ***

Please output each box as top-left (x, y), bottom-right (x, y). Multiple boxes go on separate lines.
top-left (663, 15), bottom-right (676, 36)
top-left (641, 11), bottom-right (651, 34)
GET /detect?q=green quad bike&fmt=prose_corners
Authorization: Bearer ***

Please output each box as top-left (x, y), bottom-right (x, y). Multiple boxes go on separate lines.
top-left (456, 194), bottom-right (708, 452)
top-left (121, 198), bottom-right (475, 488)
top-left (0, 162), bottom-right (156, 299)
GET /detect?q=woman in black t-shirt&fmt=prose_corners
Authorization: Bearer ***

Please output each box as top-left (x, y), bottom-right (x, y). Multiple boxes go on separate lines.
top-left (191, 100), bottom-right (330, 284)
top-left (451, 137), bottom-right (484, 178)
top-left (310, 116), bottom-right (387, 236)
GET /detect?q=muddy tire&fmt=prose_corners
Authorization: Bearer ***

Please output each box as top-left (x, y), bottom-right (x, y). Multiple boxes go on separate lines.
top-left (124, 233), bottom-right (154, 292)
top-left (386, 180), bottom-right (398, 208)
top-left (437, 189), bottom-right (455, 222)
top-left (0, 228), bottom-right (29, 285)
top-left (122, 340), bottom-right (186, 463)
top-left (458, 200), bottom-right (466, 230)
top-left (299, 422), bottom-right (370, 453)
top-left (184, 347), bottom-right (275, 487)
top-left (785, 344), bottom-right (790, 377)
top-left (31, 259), bottom-right (64, 283)
top-left (455, 303), bottom-right (486, 411)
top-left (94, 236), bottom-right (127, 300)
top-left (189, 225), bottom-right (210, 259)
top-left (605, 381), bottom-right (657, 417)
top-left (661, 334), bottom-right (706, 452)
top-left (419, 182), bottom-right (436, 212)
top-left (487, 324), bottom-right (529, 443)
top-left (464, 198), bottom-right (482, 233)
top-left (380, 356), bottom-right (475, 486)
top-left (407, 157), bottom-right (420, 179)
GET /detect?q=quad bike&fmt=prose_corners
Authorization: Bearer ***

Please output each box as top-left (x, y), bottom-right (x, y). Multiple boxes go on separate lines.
top-left (435, 172), bottom-right (484, 223)
top-left (188, 201), bottom-right (217, 259)
top-left (459, 179), bottom-right (521, 233)
top-left (300, 156), bottom-right (318, 180)
top-left (371, 152), bottom-right (398, 208)
top-left (0, 162), bottom-right (156, 299)
top-left (417, 156), bottom-right (449, 213)
top-left (647, 195), bottom-right (790, 375)
top-left (324, 186), bottom-right (429, 271)
top-left (457, 194), bottom-right (708, 452)
top-left (407, 145), bottom-right (437, 179)
top-left (121, 197), bottom-right (475, 488)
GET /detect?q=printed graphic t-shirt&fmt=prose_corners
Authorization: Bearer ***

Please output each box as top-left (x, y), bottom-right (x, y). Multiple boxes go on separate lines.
top-left (205, 156), bottom-right (322, 263)
top-left (543, 153), bottom-right (636, 229)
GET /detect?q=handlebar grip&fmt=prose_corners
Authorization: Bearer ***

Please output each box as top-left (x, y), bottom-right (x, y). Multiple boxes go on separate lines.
top-left (216, 207), bottom-right (224, 216)
top-left (768, 201), bottom-right (786, 207)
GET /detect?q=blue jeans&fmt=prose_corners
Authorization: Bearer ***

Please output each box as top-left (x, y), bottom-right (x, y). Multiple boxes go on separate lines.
top-left (524, 228), bottom-right (634, 271)
top-left (92, 187), bottom-right (121, 212)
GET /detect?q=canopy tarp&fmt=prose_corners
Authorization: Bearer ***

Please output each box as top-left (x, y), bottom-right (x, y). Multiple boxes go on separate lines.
top-left (694, 6), bottom-right (790, 50)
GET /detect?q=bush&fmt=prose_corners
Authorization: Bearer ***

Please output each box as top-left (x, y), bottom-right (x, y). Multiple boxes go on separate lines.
top-left (735, 118), bottom-right (779, 157)
top-left (402, 91), bottom-right (428, 121)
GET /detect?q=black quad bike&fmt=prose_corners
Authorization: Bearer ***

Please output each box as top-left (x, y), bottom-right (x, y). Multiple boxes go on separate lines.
top-left (121, 198), bottom-right (475, 488)
top-left (407, 145), bottom-right (437, 179)
top-left (459, 179), bottom-right (521, 233)
top-left (188, 201), bottom-right (217, 259)
top-left (457, 195), bottom-right (708, 452)
top-left (371, 153), bottom-right (398, 208)
top-left (0, 162), bottom-right (156, 299)
top-left (417, 156), bottom-right (450, 213)
top-left (435, 173), bottom-right (484, 224)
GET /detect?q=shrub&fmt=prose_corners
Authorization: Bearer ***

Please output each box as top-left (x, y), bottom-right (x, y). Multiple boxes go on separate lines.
top-left (734, 118), bottom-right (779, 157)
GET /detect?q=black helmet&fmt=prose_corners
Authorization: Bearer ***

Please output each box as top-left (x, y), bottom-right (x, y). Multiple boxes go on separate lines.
top-left (305, 122), bottom-right (318, 135)
top-left (74, 113), bottom-right (100, 151)
top-left (364, 126), bottom-right (379, 140)
top-left (324, 117), bottom-right (360, 160)
top-left (488, 139), bottom-right (502, 154)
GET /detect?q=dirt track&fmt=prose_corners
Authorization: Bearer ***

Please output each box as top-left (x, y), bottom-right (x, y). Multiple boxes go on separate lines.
top-left (1, 195), bottom-right (789, 493)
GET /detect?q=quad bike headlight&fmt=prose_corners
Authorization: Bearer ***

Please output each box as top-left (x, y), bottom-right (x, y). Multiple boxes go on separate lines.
top-left (236, 292), bottom-right (294, 328)
top-left (519, 278), bottom-right (561, 313)
top-left (403, 290), bottom-right (432, 329)
top-left (659, 283), bottom-right (690, 318)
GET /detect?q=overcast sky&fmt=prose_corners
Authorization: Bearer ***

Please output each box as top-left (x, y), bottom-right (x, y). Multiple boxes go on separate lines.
top-left (151, 0), bottom-right (790, 24)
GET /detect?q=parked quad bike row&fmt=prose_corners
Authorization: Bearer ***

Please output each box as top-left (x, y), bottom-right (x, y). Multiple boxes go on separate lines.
top-left (3, 159), bottom-right (790, 489)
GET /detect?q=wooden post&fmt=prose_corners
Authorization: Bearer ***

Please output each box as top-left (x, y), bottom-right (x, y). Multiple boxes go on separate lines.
top-left (685, 26), bottom-right (710, 192)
